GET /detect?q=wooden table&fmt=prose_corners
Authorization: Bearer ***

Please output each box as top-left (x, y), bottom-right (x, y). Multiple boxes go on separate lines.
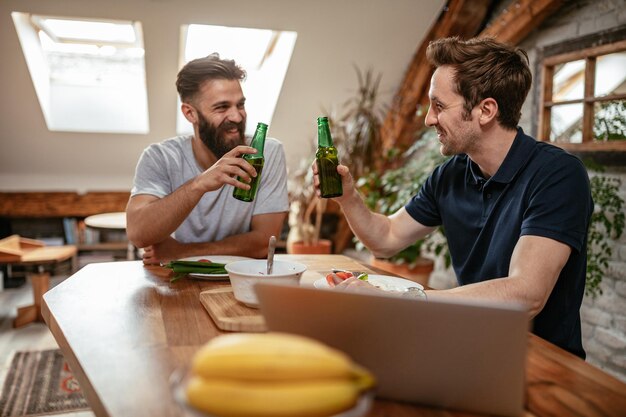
top-left (42, 255), bottom-right (626, 417)
top-left (83, 212), bottom-right (134, 260)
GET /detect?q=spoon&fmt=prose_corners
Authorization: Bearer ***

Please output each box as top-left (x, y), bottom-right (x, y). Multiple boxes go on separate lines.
top-left (266, 235), bottom-right (276, 275)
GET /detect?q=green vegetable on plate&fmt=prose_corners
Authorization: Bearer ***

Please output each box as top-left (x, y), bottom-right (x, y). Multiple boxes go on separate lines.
top-left (164, 260), bottom-right (227, 282)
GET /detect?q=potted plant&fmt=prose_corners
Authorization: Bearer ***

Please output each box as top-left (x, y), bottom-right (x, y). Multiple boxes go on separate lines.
top-left (328, 67), bottom-right (385, 180)
top-left (286, 155), bottom-right (332, 254)
top-left (584, 161), bottom-right (624, 297)
top-left (355, 128), bottom-right (450, 285)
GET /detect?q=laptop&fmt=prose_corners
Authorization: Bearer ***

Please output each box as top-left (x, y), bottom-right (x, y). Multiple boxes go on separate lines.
top-left (255, 283), bottom-right (528, 417)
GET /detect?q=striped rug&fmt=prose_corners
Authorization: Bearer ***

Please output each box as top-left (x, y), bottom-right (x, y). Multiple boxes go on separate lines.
top-left (0, 349), bottom-right (89, 416)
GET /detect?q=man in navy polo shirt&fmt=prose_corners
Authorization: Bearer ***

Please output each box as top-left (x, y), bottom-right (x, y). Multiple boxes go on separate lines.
top-left (314, 37), bottom-right (593, 358)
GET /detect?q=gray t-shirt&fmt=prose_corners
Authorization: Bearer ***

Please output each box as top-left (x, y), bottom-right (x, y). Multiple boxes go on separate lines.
top-left (130, 135), bottom-right (289, 243)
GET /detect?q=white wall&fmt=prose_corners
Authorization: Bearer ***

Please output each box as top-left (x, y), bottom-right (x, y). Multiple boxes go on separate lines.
top-left (0, 0), bottom-right (443, 192)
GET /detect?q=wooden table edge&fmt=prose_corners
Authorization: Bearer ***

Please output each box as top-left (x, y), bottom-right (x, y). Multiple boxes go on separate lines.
top-left (42, 292), bottom-right (111, 417)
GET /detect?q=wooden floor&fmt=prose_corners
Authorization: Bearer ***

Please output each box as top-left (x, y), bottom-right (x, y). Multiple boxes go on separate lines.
top-left (0, 273), bottom-right (95, 417)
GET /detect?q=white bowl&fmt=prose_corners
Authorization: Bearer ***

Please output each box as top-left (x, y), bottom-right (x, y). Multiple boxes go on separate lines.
top-left (225, 259), bottom-right (307, 308)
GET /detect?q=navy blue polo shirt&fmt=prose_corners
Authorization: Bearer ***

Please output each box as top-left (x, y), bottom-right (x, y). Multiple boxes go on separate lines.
top-left (405, 128), bottom-right (593, 358)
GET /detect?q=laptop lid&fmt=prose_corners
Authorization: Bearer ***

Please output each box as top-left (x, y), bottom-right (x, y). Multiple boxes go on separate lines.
top-left (256, 283), bottom-right (528, 417)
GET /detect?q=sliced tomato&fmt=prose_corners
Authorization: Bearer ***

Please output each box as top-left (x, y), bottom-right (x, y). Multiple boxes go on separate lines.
top-left (335, 271), bottom-right (353, 280)
top-left (198, 259), bottom-right (211, 263)
top-left (326, 271), bottom-right (355, 287)
top-left (325, 273), bottom-right (336, 287)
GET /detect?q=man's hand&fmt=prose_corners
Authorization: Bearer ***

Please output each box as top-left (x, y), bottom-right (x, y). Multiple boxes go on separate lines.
top-left (329, 276), bottom-right (381, 294)
top-left (195, 145), bottom-right (259, 193)
top-left (311, 162), bottom-right (356, 203)
top-left (142, 236), bottom-right (186, 265)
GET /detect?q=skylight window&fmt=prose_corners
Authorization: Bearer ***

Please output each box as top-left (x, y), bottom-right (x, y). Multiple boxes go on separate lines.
top-left (12, 12), bottom-right (149, 134)
top-left (177, 24), bottom-right (297, 137)
top-left (35, 17), bottom-right (137, 44)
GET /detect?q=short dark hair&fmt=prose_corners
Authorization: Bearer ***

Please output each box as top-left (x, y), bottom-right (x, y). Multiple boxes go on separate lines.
top-left (176, 53), bottom-right (246, 103)
top-left (426, 37), bottom-right (531, 130)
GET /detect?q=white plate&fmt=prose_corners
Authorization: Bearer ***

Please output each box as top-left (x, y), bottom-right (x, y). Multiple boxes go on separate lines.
top-left (178, 255), bottom-right (253, 280)
top-left (314, 274), bottom-right (423, 293)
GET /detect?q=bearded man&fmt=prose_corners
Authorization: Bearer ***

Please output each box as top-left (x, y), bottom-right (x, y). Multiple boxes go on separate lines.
top-left (127, 54), bottom-right (288, 264)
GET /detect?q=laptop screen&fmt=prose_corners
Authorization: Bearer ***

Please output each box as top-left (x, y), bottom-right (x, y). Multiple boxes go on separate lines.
top-left (256, 283), bottom-right (528, 417)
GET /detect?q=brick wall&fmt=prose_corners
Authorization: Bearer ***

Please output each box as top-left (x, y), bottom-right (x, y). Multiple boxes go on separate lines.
top-left (580, 168), bottom-right (626, 381)
top-left (518, 0), bottom-right (626, 382)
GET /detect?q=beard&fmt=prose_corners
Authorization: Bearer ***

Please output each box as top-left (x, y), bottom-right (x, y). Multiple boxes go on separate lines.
top-left (439, 127), bottom-right (480, 156)
top-left (437, 112), bottom-right (479, 157)
top-left (197, 112), bottom-right (246, 158)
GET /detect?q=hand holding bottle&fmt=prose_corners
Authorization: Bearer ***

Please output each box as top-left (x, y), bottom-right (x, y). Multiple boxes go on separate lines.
top-left (312, 161), bottom-right (356, 203)
top-left (234, 122), bottom-right (268, 202)
top-left (315, 117), bottom-right (343, 198)
top-left (195, 145), bottom-right (258, 193)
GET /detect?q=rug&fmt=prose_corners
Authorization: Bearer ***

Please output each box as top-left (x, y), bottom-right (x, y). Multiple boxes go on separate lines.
top-left (0, 349), bottom-right (90, 417)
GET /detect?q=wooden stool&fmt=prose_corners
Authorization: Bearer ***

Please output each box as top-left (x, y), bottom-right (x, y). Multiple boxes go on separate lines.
top-left (0, 235), bottom-right (77, 328)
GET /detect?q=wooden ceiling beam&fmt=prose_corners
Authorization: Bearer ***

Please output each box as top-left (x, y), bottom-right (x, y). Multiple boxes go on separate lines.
top-left (381, 0), bottom-right (492, 153)
top-left (479, 0), bottom-right (565, 44)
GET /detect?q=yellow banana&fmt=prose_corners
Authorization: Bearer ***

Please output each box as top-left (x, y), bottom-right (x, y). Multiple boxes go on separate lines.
top-left (191, 333), bottom-right (356, 381)
top-left (185, 332), bottom-right (375, 417)
top-left (186, 377), bottom-right (359, 417)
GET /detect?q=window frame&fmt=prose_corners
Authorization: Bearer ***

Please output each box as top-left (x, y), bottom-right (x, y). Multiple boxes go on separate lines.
top-left (537, 26), bottom-right (626, 152)
top-left (31, 15), bottom-right (143, 48)
top-left (176, 23), bottom-right (297, 137)
top-left (12, 12), bottom-right (149, 135)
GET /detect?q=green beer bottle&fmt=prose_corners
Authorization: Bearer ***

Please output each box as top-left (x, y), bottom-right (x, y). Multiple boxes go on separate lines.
top-left (315, 117), bottom-right (343, 198)
top-left (233, 122), bottom-right (267, 202)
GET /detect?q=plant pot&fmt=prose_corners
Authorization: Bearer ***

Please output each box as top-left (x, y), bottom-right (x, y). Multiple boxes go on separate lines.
top-left (287, 239), bottom-right (332, 255)
top-left (370, 256), bottom-right (434, 287)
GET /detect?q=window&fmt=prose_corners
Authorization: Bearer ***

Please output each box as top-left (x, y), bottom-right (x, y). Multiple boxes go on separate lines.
top-left (177, 24), bottom-right (297, 137)
top-left (12, 12), bottom-right (149, 134)
top-left (538, 27), bottom-right (626, 151)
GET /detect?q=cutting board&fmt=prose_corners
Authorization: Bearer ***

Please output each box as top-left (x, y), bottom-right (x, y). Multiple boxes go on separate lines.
top-left (199, 287), bottom-right (266, 332)
top-left (198, 270), bottom-right (326, 332)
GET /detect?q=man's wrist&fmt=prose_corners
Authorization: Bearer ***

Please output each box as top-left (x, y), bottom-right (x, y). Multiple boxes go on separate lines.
top-left (187, 241), bottom-right (216, 257)
top-left (188, 176), bottom-right (208, 196)
top-left (336, 187), bottom-right (362, 209)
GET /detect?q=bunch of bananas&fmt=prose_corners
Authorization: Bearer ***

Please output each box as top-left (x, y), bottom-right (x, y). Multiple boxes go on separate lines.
top-left (185, 332), bottom-right (375, 417)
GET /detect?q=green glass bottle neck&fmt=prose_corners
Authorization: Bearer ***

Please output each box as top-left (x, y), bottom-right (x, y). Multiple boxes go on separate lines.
top-left (249, 124), bottom-right (267, 157)
top-left (317, 120), bottom-right (334, 148)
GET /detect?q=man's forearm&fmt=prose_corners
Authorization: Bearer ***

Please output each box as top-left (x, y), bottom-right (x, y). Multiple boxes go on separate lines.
top-left (178, 229), bottom-right (272, 259)
top-left (430, 276), bottom-right (543, 319)
top-left (337, 190), bottom-right (396, 257)
top-left (128, 180), bottom-right (204, 248)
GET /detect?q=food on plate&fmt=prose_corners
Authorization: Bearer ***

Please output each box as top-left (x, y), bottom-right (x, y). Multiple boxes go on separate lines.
top-left (164, 260), bottom-right (227, 282)
top-left (325, 271), bottom-right (369, 287)
top-left (185, 332), bottom-right (375, 417)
